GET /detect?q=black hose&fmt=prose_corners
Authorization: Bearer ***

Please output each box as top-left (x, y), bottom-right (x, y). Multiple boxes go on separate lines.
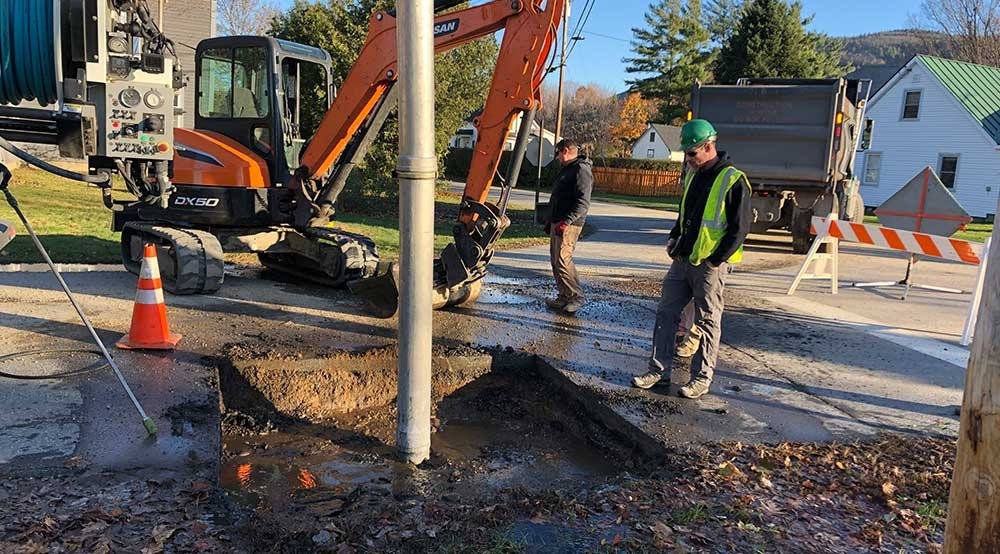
top-left (0, 135), bottom-right (110, 185)
top-left (0, 349), bottom-right (109, 380)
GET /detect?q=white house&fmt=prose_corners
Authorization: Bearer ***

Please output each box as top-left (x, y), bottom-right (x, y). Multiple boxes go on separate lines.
top-left (631, 123), bottom-right (683, 162)
top-left (860, 55), bottom-right (1000, 219)
top-left (448, 111), bottom-right (556, 152)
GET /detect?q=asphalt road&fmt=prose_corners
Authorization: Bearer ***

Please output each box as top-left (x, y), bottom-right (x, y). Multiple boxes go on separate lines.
top-left (0, 184), bottom-right (982, 477)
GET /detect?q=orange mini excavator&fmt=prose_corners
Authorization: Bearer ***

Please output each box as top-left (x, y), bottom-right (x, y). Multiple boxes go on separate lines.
top-left (111, 0), bottom-right (564, 316)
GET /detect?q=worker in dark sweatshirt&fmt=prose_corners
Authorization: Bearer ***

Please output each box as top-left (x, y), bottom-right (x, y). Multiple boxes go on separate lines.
top-left (544, 138), bottom-right (593, 315)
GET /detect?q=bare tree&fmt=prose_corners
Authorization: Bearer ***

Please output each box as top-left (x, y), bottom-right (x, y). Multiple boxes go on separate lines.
top-left (217, 0), bottom-right (281, 36)
top-left (561, 83), bottom-right (620, 157)
top-left (914, 0), bottom-right (1000, 66)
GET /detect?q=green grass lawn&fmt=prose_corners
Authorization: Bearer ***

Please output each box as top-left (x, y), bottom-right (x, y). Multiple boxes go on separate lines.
top-left (0, 167), bottom-right (548, 264)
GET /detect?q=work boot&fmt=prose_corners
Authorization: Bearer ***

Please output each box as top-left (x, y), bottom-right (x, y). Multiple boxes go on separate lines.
top-left (678, 378), bottom-right (711, 399)
top-left (632, 370), bottom-right (665, 390)
top-left (545, 297), bottom-right (568, 310)
top-left (675, 325), bottom-right (703, 358)
top-left (563, 298), bottom-right (586, 314)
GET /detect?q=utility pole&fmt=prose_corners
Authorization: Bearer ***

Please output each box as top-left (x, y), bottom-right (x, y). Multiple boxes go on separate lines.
top-left (553, 3), bottom-right (568, 143)
top-left (943, 224), bottom-right (1000, 552)
top-left (395, 0), bottom-right (435, 465)
top-left (534, 111), bottom-right (544, 224)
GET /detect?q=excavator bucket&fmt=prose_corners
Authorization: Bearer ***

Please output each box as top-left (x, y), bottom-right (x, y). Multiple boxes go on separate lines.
top-left (348, 261), bottom-right (400, 319)
top-left (348, 260), bottom-right (486, 318)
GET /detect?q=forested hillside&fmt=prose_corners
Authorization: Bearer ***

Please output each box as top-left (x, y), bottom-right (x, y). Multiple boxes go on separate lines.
top-left (839, 29), bottom-right (950, 67)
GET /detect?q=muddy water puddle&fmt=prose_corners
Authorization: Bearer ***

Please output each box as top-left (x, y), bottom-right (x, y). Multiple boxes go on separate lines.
top-left (218, 352), bottom-right (644, 515)
top-left (220, 432), bottom-right (395, 510)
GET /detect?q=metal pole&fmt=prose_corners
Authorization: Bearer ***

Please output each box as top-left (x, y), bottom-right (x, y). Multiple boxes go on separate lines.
top-left (554, 5), bottom-right (568, 143)
top-left (395, 0), bottom-right (436, 465)
top-left (534, 112), bottom-right (543, 224)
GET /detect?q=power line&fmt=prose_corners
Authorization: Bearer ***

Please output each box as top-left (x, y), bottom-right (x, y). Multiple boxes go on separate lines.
top-left (565, 0), bottom-right (596, 59)
top-left (579, 30), bottom-right (631, 43)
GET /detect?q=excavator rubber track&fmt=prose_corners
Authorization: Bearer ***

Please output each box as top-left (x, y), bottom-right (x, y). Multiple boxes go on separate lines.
top-left (257, 226), bottom-right (381, 288)
top-left (123, 222), bottom-right (380, 295)
top-left (121, 222), bottom-right (225, 294)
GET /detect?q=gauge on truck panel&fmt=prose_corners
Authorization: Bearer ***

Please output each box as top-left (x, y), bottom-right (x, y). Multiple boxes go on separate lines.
top-left (143, 90), bottom-right (164, 109)
top-left (120, 87), bottom-right (142, 108)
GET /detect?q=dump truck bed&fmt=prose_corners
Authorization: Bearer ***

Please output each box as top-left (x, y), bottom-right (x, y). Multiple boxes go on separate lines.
top-left (690, 79), bottom-right (845, 186)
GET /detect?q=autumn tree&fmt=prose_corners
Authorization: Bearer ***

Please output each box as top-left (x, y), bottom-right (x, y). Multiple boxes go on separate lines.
top-left (625, 0), bottom-right (713, 123)
top-left (218, 0), bottom-right (281, 36)
top-left (269, 1), bottom-right (497, 201)
top-left (611, 93), bottom-right (656, 156)
top-left (715, 0), bottom-right (849, 84)
top-left (557, 84), bottom-right (620, 157)
top-left (913, 0), bottom-right (1000, 66)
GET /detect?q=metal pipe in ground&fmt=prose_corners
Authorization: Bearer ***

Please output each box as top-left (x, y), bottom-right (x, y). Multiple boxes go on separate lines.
top-left (395, 0), bottom-right (435, 464)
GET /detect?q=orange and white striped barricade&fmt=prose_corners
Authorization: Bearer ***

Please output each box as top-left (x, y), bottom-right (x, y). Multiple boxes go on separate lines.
top-left (962, 236), bottom-right (991, 346)
top-left (787, 216), bottom-right (989, 346)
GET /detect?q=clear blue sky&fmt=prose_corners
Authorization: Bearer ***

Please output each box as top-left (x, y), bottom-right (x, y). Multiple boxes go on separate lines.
top-left (553, 0), bottom-right (927, 93)
top-left (272, 0), bottom-right (927, 93)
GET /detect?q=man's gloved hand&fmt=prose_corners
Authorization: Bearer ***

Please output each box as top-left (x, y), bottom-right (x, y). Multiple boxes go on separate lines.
top-left (666, 237), bottom-right (677, 259)
top-left (553, 221), bottom-right (569, 236)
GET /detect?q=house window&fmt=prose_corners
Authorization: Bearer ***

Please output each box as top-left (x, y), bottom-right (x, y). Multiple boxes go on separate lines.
top-left (938, 155), bottom-right (959, 188)
top-left (649, 131), bottom-right (656, 142)
top-left (646, 149), bottom-right (655, 158)
top-left (902, 90), bottom-right (921, 120)
top-left (863, 152), bottom-right (881, 184)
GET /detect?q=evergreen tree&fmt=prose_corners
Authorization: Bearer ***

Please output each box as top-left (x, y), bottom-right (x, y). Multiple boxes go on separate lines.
top-left (624, 0), bottom-right (713, 123)
top-left (714, 0), bottom-right (849, 83)
top-left (702, 0), bottom-right (746, 45)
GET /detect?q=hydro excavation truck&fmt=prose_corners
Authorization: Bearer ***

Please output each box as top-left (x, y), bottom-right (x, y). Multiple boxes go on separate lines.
top-left (689, 78), bottom-right (874, 253)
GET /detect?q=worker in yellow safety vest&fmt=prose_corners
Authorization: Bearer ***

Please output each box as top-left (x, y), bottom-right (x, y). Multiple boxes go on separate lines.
top-left (632, 119), bottom-right (751, 399)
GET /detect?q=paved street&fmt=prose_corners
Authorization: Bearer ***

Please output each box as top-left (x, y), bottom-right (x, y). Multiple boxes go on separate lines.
top-left (0, 186), bottom-right (981, 477)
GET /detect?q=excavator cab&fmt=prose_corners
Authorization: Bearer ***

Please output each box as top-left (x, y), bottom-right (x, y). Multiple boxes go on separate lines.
top-left (194, 36), bottom-right (332, 189)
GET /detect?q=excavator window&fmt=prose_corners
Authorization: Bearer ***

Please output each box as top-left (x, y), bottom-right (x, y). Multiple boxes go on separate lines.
top-left (197, 46), bottom-right (270, 119)
top-left (279, 58), bottom-right (328, 170)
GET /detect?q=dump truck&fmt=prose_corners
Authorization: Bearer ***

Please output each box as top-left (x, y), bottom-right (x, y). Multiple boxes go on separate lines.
top-left (689, 78), bottom-right (873, 253)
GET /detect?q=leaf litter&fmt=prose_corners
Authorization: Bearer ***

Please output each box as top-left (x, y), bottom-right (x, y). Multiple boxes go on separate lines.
top-left (0, 434), bottom-right (954, 553)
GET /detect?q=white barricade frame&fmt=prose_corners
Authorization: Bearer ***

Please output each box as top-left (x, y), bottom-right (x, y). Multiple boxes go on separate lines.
top-left (786, 215), bottom-right (989, 347)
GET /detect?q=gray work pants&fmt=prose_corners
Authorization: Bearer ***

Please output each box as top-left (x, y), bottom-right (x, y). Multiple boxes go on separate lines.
top-left (649, 258), bottom-right (728, 382)
top-left (550, 224), bottom-right (584, 301)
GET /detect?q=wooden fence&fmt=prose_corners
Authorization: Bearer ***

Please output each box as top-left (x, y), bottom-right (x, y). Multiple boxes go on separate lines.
top-left (592, 167), bottom-right (682, 196)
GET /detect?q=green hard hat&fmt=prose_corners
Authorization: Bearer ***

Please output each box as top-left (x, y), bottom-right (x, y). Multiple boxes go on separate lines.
top-left (680, 119), bottom-right (718, 151)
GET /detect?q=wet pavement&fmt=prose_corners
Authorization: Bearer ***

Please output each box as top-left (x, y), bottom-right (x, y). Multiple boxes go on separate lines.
top-left (0, 189), bottom-right (977, 483)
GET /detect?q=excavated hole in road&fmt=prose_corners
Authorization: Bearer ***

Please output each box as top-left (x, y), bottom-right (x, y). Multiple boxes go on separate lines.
top-left (215, 345), bottom-right (665, 514)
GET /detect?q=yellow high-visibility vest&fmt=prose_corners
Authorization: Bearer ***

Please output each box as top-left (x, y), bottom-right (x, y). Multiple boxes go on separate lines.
top-left (679, 166), bottom-right (750, 265)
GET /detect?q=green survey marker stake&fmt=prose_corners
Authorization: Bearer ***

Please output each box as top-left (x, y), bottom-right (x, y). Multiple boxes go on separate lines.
top-left (144, 418), bottom-right (158, 436)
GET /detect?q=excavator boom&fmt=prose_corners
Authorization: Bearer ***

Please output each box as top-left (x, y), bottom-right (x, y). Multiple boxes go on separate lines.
top-left (295, 0), bottom-right (564, 317)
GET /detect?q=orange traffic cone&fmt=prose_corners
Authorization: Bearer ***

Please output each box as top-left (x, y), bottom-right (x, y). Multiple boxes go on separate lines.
top-left (116, 244), bottom-right (182, 350)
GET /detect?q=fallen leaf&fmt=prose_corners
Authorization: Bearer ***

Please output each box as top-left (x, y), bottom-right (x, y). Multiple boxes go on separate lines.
top-left (718, 460), bottom-right (744, 478)
top-left (882, 482), bottom-right (897, 497)
top-left (649, 521), bottom-right (673, 541)
top-left (151, 524), bottom-right (178, 545)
